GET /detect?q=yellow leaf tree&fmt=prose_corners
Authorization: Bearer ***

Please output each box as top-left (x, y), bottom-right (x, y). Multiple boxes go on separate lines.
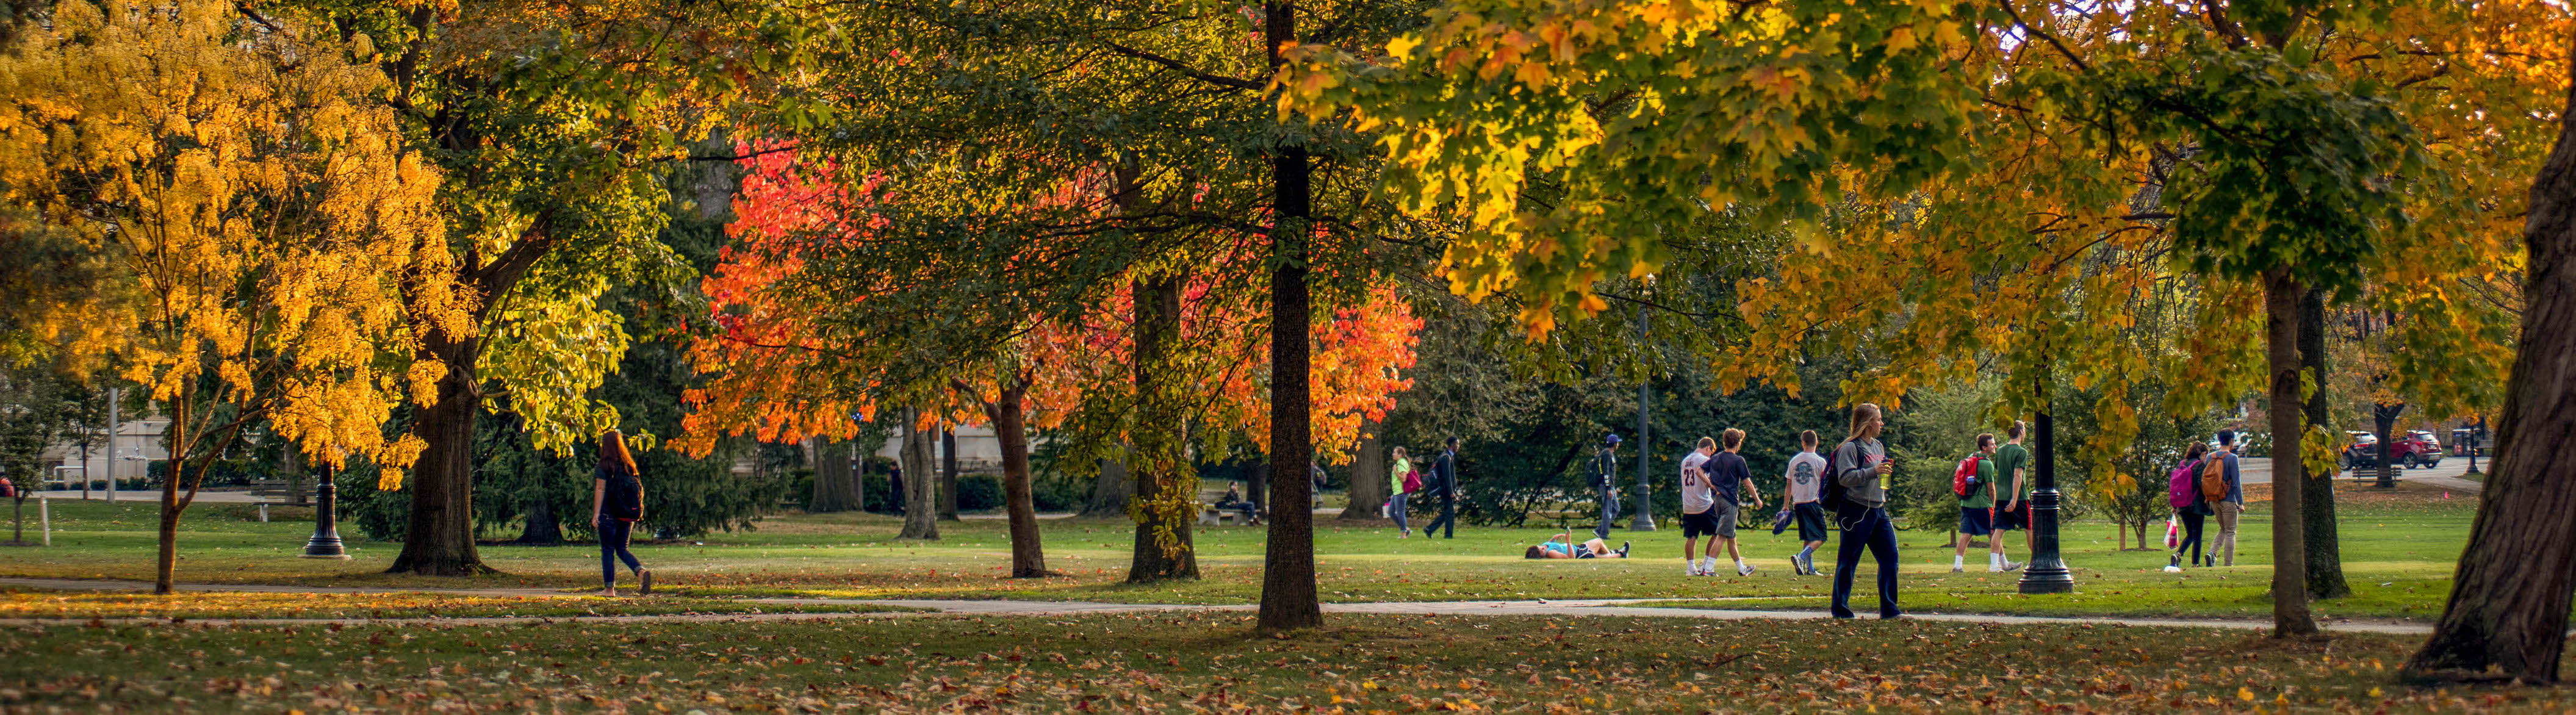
top-left (0, 1), bottom-right (459, 594)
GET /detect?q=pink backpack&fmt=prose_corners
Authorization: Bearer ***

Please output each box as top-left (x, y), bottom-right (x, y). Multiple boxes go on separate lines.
top-left (2167, 461), bottom-right (2198, 509)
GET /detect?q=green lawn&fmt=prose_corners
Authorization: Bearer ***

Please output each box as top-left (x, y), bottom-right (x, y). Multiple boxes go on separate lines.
top-left (0, 482), bottom-right (2483, 620)
top-left (4, 611), bottom-right (2561, 713)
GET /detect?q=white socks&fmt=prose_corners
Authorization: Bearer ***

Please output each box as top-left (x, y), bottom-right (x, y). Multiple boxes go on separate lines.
top-left (1953, 555), bottom-right (1965, 569)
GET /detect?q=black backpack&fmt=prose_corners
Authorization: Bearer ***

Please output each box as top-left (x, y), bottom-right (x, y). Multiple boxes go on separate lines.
top-left (603, 468), bottom-right (643, 520)
top-left (1819, 440), bottom-right (1853, 512)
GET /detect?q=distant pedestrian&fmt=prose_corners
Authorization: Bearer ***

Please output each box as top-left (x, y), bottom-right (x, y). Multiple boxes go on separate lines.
top-left (1829, 403), bottom-right (1901, 620)
top-left (1713, 429), bottom-right (1762, 574)
top-left (2213, 430), bottom-right (2243, 566)
top-left (888, 462), bottom-right (905, 514)
top-left (1389, 446), bottom-right (1414, 538)
top-left (1952, 434), bottom-right (2020, 573)
top-left (1311, 458), bottom-right (1329, 493)
top-left (592, 429), bottom-right (652, 597)
top-left (1780, 430), bottom-right (1830, 575)
top-left (2165, 442), bottom-right (2215, 572)
top-left (1678, 437), bottom-right (1718, 575)
top-left (1421, 438), bottom-right (1461, 539)
top-left (1993, 421), bottom-right (2033, 556)
top-left (1592, 434), bottom-right (1622, 540)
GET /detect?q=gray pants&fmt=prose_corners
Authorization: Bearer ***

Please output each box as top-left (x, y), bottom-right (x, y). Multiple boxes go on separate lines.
top-left (1596, 483), bottom-right (1621, 539)
top-left (2214, 500), bottom-right (2240, 566)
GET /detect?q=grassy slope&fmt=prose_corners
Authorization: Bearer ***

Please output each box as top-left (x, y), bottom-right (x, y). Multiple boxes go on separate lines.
top-left (0, 482), bottom-right (2483, 620)
top-left (3, 612), bottom-right (2563, 713)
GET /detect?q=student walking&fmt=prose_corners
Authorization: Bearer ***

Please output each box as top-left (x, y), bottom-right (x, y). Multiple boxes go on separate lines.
top-left (1781, 430), bottom-right (1831, 575)
top-left (592, 429), bottom-right (652, 597)
top-left (1951, 434), bottom-right (1991, 573)
top-left (1678, 437), bottom-right (1718, 575)
top-left (1993, 422), bottom-right (2034, 558)
top-left (1592, 434), bottom-right (1622, 541)
top-left (1422, 438), bottom-right (1461, 539)
top-left (2164, 442), bottom-right (2216, 571)
top-left (1707, 429), bottom-right (1762, 575)
top-left (1829, 404), bottom-right (1902, 620)
top-left (2212, 429), bottom-right (2244, 566)
top-left (1389, 447), bottom-right (1414, 538)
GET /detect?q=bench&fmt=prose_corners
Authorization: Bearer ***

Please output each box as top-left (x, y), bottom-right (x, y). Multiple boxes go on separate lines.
top-left (1197, 506), bottom-right (1259, 526)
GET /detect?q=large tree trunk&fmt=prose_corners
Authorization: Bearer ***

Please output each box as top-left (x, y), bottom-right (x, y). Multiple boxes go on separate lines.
top-left (898, 409), bottom-right (940, 539)
top-left (2300, 289), bottom-right (2350, 599)
top-left (2262, 267), bottom-right (2320, 636)
top-left (2372, 401), bottom-right (2406, 487)
top-left (1083, 450), bottom-right (1134, 517)
top-left (153, 387), bottom-right (189, 594)
top-left (1126, 271), bottom-right (1198, 582)
top-left (387, 336), bottom-right (492, 576)
top-left (938, 428), bottom-right (960, 520)
top-left (807, 436), bottom-right (862, 513)
top-left (2408, 60), bottom-right (2576, 683)
top-left (1257, 31), bottom-right (1321, 630)
top-left (991, 380), bottom-right (1051, 578)
top-left (1339, 419), bottom-right (1389, 521)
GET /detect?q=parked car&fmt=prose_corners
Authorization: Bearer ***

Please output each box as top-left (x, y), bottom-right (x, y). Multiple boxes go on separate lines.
top-left (2402, 431), bottom-right (2445, 468)
top-left (2342, 430), bottom-right (2444, 471)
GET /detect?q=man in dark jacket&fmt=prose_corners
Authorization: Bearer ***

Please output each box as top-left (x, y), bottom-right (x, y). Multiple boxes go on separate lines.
top-left (1594, 434), bottom-right (1622, 540)
top-left (1421, 438), bottom-right (1461, 538)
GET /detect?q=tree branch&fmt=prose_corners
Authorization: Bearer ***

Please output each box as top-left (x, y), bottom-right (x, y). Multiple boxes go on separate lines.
top-left (1096, 40), bottom-right (1263, 92)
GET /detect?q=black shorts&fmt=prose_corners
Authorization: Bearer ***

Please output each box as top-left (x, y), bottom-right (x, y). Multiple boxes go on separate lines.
top-left (1995, 501), bottom-right (2031, 531)
top-left (1793, 503), bottom-right (1829, 542)
top-left (1682, 509), bottom-right (1722, 539)
top-left (1959, 506), bottom-right (1994, 536)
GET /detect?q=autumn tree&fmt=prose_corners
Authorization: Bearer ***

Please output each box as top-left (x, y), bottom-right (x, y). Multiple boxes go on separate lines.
top-left (0, 1), bottom-right (459, 592)
top-left (1289, 0), bottom-right (2545, 636)
top-left (257, 0), bottom-right (836, 577)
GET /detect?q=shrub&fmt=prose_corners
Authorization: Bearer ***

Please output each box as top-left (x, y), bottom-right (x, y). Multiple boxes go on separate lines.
top-left (957, 474), bottom-right (1002, 512)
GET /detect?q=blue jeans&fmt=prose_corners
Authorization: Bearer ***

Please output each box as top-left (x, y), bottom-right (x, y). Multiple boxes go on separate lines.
top-left (1596, 484), bottom-right (1621, 539)
top-left (599, 518), bottom-right (642, 588)
top-left (1830, 505), bottom-right (1901, 619)
top-left (1389, 492), bottom-right (1410, 531)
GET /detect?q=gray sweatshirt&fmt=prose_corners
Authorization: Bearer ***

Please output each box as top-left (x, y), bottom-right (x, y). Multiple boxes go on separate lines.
top-left (1832, 437), bottom-right (1888, 508)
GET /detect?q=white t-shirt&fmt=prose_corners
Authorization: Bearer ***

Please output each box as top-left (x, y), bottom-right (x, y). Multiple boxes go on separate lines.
top-left (1679, 451), bottom-right (1715, 514)
top-left (1785, 451), bottom-right (1828, 504)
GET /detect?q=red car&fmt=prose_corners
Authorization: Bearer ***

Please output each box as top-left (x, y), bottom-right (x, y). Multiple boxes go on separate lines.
top-left (2344, 431), bottom-right (2442, 470)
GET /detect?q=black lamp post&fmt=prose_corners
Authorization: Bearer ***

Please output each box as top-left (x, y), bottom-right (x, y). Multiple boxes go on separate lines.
top-left (2018, 379), bottom-right (2074, 594)
top-left (300, 459), bottom-right (348, 559)
top-left (2464, 417), bottom-right (2486, 475)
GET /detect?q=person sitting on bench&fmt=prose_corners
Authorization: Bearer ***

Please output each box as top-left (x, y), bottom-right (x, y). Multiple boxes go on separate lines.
top-left (1212, 482), bottom-right (1262, 525)
top-left (1525, 530), bottom-right (1630, 559)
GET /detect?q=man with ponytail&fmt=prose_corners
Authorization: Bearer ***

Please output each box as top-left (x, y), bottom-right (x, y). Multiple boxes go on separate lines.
top-left (592, 429), bottom-right (652, 597)
top-left (1827, 404), bottom-right (1901, 619)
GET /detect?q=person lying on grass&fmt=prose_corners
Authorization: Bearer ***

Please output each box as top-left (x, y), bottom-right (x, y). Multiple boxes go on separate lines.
top-left (1526, 530), bottom-right (1631, 559)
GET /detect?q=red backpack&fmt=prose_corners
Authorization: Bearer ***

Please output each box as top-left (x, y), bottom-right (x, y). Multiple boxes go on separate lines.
top-left (2168, 460), bottom-right (2199, 509)
top-left (1951, 455), bottom-right (1984, 498)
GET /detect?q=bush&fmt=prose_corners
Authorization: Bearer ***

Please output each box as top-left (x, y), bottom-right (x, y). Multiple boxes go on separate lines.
top-left (958, 474), bottom-right (1002, 512)
top-left (862, 473), bottom-right (897, 513)
top-left (1031, 470), bottom-right (1085, 512)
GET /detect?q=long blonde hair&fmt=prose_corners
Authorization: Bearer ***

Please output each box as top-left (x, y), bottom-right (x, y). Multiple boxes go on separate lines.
top-left (1846, 403), bottom-right (1882, 442)
top-left (600, 429), bottom-right (639, 477)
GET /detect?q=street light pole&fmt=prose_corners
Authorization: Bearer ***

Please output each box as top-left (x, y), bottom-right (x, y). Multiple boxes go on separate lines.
top-left (1628, 304), bottom-right (1655, 531)
top-left (2018, 377), bottom-right (2074, 594)
top-left (104, 386), bottom-right (117, 503)
top-left (301, 459), bottom-right (348, 559)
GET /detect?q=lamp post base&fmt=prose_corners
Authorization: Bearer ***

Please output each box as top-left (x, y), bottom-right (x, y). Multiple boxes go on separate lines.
top-left (300, 465), bottom-right (348, 559)
top-left (2017, 486), bottom-right (2076, 594)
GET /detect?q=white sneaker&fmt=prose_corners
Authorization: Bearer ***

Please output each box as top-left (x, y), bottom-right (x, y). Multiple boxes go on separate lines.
top-left (1686, 561), bottom-right (1703, 577)
top-left (1736, 562), bottom-right (1756, 577)
top-left (2162, 564), bottom-right (2182, 573)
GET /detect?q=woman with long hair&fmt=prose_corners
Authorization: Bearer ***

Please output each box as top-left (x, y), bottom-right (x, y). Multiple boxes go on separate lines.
top-left (2165, 441), bottom-right (2216, 572)
top-left (592, 429), bottom-right (651, 596)
top-left (1828, 403), bottom-right (1901, 619)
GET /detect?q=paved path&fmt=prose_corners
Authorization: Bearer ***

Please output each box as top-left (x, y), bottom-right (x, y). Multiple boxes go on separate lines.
top-left (0, 577), bottom-right (2431, 634)
top-left (2234, 458), bottom-right (2485, 494)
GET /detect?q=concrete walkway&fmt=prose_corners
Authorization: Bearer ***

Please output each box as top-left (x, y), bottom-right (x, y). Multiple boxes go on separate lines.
top-left (2236, 458), bottom-right (2486, 494)
top-left (0, 577), bottom-right (2432, 634)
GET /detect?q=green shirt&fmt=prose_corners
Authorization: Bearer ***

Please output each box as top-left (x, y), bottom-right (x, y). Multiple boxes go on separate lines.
top-left (1993, 443), bottom-right (2032, 504)
top-left (1390, 457), bottom-right (1411, 494)
top-left (1959, 455), bottom-right (1996, 508)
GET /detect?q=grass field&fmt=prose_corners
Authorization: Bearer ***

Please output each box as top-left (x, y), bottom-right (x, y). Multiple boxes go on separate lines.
top-left (0, 481), bottom-right (2483, 621)
top-left (3, 611), bottom-right (2562, 713)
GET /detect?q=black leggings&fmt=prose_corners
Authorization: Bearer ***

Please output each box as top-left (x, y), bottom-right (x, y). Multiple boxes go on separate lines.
top-left (2174, 511), bottom-right (2206, 564)
top-left (600, 519), bottom-right (642, 587)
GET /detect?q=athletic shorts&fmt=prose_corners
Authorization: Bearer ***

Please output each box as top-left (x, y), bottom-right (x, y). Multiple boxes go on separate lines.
top-left (1995, 501), bottom-right (2031, 531)
top-left (1959, 505), bottom-right (1994, 536)
top-left (1711, 501), bottom-right (1738, 538)
top-left (1681, 509), bottom-right (1721, 539)
top-left (1793, 503), bottom-right (1829, 542)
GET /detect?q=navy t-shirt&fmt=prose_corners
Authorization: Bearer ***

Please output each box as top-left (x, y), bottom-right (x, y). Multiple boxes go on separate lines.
top-left (1707, 451), bottom-right (1751, 504)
